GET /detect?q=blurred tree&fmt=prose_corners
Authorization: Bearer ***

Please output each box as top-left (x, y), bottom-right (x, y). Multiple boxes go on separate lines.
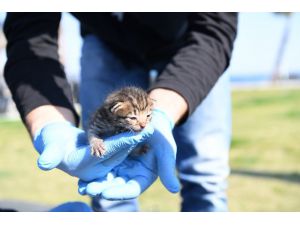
top-left (272, 12), bottom-right (292, 82)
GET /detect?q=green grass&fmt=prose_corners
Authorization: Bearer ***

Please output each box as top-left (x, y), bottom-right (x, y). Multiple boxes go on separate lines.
top-left (0, 87), bottom-right (300, 211)
top-left (228, 87), bottom-right (300, 211)
top-left (0, 120), bottom-right (90, 206)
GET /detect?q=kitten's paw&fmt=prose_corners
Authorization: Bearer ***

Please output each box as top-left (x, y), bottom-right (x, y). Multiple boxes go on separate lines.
top-left (90, 138), bottom-right (106, 157)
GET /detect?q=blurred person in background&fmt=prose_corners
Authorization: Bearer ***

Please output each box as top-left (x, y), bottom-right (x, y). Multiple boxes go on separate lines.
top-left (3, 13), bottom-right (237, 212)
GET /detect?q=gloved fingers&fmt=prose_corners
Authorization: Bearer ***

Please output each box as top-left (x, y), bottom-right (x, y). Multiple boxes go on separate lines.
top-left (101, 180), bottom-right (141, 200)
top-left (78, 172), bottom-right (116, 195)
top-left (101, 172), bottom-right (157, 200)
top-left (63, 144), bottom-right (92, 170)
top-left (85, 177), bottom-right (127, 197)
top-left (156, 148), bottom-right (180, 193)
top-left (66, 124), bottom-right (154, 171)
top-left (78, 179), bottom-right (88, 195)
top-left (100, 124), bottom-right (154, 159)
top-left (99, 153), bottom-right (156, 200)
top-left (37, 144), bottom-right (66, 170)
top-left (78, 172), bottom-right (127, 197)
top-left (76, 131), bottom-right (89, 146)
top-left (63, 142), bottom-right (126, 178)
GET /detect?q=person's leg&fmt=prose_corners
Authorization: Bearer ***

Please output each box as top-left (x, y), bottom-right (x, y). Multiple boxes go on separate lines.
top-left (174, 72), bottom-right (232, 212)
top-left (80, 35), bottom-right (149, 211)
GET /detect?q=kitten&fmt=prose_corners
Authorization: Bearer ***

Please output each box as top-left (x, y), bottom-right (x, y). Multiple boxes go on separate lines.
top-left (88, 86), bottom-right (153, 157)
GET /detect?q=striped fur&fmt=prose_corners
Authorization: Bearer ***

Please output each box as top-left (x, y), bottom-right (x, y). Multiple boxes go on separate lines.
top-left (88, 86), bottom-right (153, 156)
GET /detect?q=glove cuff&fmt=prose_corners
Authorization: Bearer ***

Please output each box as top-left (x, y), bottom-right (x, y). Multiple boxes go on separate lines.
top-left (152, 108), bottom-right (175, 129)
top-left (33, 121), bottom-right (75, 142)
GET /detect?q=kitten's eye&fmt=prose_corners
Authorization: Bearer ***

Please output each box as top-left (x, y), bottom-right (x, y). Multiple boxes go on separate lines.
top-left (147, 114), bottom-right (151, 118)
top-left (127, 116), bottom-right (137, 120)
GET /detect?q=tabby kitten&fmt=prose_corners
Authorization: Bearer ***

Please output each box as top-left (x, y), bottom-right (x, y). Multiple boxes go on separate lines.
top-left (88, 86), bottom-right (153, 157)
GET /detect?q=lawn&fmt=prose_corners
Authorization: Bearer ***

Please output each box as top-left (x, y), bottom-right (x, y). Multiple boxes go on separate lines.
top-left (0, 87), bottom-right (300, 211)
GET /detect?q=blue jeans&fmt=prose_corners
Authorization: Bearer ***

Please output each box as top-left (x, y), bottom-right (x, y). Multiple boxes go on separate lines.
top-left (80, 35), bottom-right (232, 212)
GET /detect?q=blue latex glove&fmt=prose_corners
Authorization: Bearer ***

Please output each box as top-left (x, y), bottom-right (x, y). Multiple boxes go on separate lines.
top-left (49, 201), bottom-right (93, 212)
top-left (79, 108), bottom-right (180, 199)
top-left (33, 121), bottom-right (154, 182)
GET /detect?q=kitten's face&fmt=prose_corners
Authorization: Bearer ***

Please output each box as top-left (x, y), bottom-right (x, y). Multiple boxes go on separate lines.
top-left (109, 90), bottom-right (153, 132)
top-left (110, 100), bottom-right (153, 132)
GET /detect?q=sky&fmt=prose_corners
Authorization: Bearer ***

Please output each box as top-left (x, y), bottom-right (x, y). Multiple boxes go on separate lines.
top-left (228, 13), bottom-right (300, 77)
top-left (1, 12), bottom-right (300, 81)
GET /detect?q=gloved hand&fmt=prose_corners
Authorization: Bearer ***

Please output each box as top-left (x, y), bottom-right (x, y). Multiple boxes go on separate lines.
top-left (79, 108), bottom-right (180, 199)
top-left (33, 121), bottom-right (154, 182)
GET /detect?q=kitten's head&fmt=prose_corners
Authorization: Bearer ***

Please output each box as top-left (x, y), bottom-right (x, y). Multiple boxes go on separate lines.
top-left (106, 87), bottom-right (153, 132)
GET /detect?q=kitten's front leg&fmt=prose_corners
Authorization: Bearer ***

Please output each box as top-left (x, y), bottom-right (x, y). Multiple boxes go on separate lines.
top-left (89, 135), bottom-right (106, 157)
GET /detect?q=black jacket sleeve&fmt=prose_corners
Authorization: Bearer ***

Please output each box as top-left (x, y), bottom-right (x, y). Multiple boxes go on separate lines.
top-left (150, 13), bottom-right (238, 118)
top-left (3, 12), bottom-right (79, 125)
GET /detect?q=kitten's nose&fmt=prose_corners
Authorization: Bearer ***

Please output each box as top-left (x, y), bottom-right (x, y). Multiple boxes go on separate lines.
top-left (140, 123), bottom-right (146, 129)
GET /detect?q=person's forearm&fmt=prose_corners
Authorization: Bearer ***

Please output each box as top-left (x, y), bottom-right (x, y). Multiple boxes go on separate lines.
top-left (149, 88), bottom-right (188, 125)
top-left (25, 105), bottom-right (76, 138)
top-left (149, 13), bottom-right (237, 117)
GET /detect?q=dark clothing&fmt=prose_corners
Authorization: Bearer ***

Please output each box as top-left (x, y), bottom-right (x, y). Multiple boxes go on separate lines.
top-left (4, 13), bottom-right (237, 124)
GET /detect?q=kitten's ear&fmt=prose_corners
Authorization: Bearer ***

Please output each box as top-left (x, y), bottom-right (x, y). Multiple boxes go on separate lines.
top-left (148, 97), bottom-right (155, 107)
top-left (110, 101), bottom-right (131, 116)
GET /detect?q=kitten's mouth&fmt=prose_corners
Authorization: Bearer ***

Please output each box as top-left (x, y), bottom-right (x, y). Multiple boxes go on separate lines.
top-left (131, 127), bottom-right (144, 132)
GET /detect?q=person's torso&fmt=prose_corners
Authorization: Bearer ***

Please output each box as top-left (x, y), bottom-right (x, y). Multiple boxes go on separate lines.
top-left (73, 12), bottom-right (189, 65)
